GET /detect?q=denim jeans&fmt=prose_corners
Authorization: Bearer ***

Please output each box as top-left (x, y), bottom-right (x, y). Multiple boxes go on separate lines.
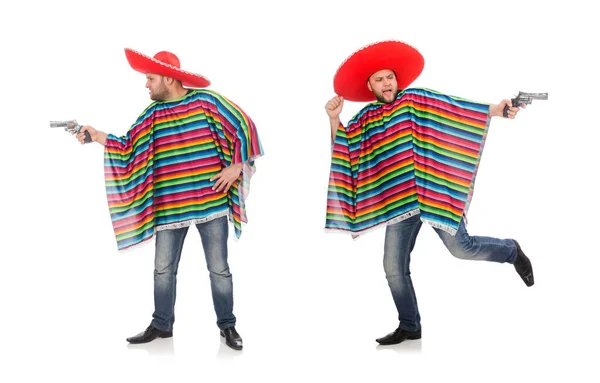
top-left (383, 214), bottom-right (518, 331)
top-left (150, 216), bottom-right (236, 331)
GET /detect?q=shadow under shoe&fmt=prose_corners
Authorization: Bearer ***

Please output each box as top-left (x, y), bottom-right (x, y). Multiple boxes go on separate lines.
top-left (126, 325), bottom-right (173, 344)
top-left (220, 327), bottom-right (243, 350)
top-left (376, 327), bottom-right (421, 345)
top-left (513, 240), bottom-right (534, 287)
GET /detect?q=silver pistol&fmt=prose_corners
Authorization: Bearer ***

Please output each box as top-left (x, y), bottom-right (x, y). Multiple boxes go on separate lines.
top-left (50, 120), bottom-right (91, 143)
top-left (503, 91), bottom-right (548, 117)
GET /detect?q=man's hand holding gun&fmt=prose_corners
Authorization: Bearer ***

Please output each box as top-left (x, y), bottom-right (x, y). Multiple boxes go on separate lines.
top-left (49, 120), bottom-right (107, 145)
top-left (75, 125), bottom-right (107, 145)
top-left (488, 91), bottom-right (548, 119)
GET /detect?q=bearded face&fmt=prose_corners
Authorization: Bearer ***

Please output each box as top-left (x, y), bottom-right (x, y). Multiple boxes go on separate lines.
top-left (367, 69), bottom-right (398, 104)
top-left (145, 74), bottom-right (171, 101)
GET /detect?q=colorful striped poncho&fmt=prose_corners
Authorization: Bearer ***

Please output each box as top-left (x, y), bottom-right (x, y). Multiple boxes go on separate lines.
top-left (326, 88), bottom-right (490, 237)
top-left (104, 89), bottom-right (263, 250)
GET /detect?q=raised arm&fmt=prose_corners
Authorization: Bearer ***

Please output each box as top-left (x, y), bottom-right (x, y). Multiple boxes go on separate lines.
top-left (325, 95), bottom-right (344, 143)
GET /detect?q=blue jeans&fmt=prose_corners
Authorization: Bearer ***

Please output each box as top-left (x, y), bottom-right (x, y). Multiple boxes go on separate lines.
top-left (383, 214), bottom-right (518, 331)
top-left (151, 216), bottom-right (236, 331)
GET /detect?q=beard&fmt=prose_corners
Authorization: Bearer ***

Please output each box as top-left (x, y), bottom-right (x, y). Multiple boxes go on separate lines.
top-left (150, 89), bottom-right (169, 101)
top-left (374, 89), bottom-right (399, 104)
top-left (149, 82), bottom-right (170, 101)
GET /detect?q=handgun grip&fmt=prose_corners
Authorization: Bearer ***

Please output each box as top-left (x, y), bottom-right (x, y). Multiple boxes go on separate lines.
top-left (83, 130), bottom-right (92, 144)
top-left (502, 98), bottom-right (519, 118)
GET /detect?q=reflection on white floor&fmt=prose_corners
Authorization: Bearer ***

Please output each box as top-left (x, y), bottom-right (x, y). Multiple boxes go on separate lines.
top-left (127, 338), bottom-right (175, 356)
top-left (125, 335), bottom-right (246, 359)
top-left (376, 339), bottom-right (422, 353)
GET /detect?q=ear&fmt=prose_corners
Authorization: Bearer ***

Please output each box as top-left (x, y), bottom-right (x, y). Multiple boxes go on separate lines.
top-left (367, 80), bottom-right (373, 92)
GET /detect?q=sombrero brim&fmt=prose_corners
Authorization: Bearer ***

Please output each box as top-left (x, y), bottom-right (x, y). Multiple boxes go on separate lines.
top-left (124, 48), bottom-right (210, 88)
top-left (333, 41), bottom-right (424, 102)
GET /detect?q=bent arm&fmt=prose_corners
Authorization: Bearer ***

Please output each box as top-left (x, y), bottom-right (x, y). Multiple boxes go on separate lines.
top-left (77, 126), bottom-right (108, 146)
top-left (329, 116), bottom-right (341, 143)
top-left (325, 96), bottom-right (345, 143)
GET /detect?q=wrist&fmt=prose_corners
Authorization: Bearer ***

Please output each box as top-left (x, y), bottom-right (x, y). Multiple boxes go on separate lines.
top-left (96, 131), bottom-right (108, 146)
top-left (329, 116), bottom-right (341, 127)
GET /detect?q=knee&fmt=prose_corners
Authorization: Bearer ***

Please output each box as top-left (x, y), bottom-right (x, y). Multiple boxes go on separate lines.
top-left (208, 264), bottom-right (232, 278)
top-left (383, 259), bottom-right (410, 280)
top-left (449, 250), bottom-right (472, 260)
top-left (446, 234), bottom-right (476, 260)
top-left (154, 263), bottom-right (176, 278)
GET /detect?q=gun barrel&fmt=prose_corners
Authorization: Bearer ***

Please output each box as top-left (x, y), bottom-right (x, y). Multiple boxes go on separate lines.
top-left (518, 92), bottom-right (548, 100)
top-left (50, 120), bottom-right (79, 128)
top-left (50, 121), bottom-right (67, 128)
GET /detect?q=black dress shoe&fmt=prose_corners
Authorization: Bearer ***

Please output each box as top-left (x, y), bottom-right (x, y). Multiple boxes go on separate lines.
top-left (126, 325), bottom-right (173, 344)
top-left (513, 241), bottom-right (534, 287)
top-left (220, 327), bottom-right (243, 350)
top-left (376, 327), bottom-right (421, 345)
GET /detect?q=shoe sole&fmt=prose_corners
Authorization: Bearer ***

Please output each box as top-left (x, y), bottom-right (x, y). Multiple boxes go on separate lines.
top-left (376, 334), bottom-right (421, 345)
top-left (126, 332), bottom-right (173, 344)
top-left (226, 343), bottom-right (243, 350)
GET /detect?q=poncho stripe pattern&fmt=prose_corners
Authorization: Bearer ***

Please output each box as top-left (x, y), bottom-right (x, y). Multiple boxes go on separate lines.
top-left (326, 88), bottom-right (490, 236)
top-left (104, 89), bottom-right (263, 250)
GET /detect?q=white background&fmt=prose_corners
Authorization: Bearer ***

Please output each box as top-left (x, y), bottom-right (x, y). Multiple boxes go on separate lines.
top-left (1, 0), bottom-right (598, 382)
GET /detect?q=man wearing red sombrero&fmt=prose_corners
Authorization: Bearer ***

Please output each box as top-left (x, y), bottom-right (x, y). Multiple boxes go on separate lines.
top-left (77, 49), bottom-right (263, 350)
top-left (324, 41), bottom-right (534, 345)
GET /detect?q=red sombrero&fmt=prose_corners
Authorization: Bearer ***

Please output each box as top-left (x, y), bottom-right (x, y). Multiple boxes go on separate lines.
top-left (333, 40), bottom-right (425, 102)
top-left (124, 48), bottom-right (210, 88)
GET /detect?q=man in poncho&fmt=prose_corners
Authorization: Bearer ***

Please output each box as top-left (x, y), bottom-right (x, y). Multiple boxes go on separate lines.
top-left (77, 49), bottom-right (263, 350)
top-left (324, 41), bottom-right (534, 345)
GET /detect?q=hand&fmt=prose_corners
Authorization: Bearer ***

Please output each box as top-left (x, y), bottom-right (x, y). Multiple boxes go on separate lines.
top-left (210, 163), bottom-right (244, 193)
top-left (325, 96), bottom-right (344, 119)
top-left (489, 99), bottom-right (523, 119)
top-left (76, 125), bottom-right (97, 144)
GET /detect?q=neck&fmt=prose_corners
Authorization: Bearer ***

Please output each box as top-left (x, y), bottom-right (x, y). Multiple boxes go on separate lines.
top-left (167, 85), bottom-right (188, 100)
